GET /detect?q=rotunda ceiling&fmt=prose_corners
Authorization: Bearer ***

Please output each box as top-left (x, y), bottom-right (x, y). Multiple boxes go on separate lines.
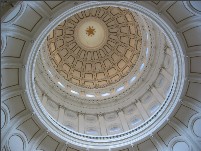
top-left (46, 6), bottom-right (142, 89)
top-left (20, 0), bottom-right (187, 148)
top-left (2, 1), bottom-right (196, 151)
top-left (35, 4), bottom-right (176, 136)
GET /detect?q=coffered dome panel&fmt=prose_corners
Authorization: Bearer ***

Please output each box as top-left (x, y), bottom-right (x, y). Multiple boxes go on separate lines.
top-left (46, 6), bottom-right (142, 89)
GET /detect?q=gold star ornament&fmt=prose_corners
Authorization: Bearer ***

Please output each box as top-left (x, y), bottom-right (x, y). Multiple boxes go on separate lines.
top-left (86, 26), bottom-right (96, 36)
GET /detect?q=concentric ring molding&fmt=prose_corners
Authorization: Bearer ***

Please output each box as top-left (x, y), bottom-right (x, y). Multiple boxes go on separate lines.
top-left (24, 1), bottom-right (186, 149)
top-left (35, 10), bottom-right (166, 115)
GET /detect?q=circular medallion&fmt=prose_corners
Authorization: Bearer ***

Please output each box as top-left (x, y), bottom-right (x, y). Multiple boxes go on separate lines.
top-left (75, 17), bottom-right (108, 51)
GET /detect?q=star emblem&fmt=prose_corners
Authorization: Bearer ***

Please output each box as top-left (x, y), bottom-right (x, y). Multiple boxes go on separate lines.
top-left (86, 26), bottom-right (96, 36)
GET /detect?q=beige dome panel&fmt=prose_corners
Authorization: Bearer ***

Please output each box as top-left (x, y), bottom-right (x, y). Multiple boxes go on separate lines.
top-left (46, 6), bottom-right (142, 89)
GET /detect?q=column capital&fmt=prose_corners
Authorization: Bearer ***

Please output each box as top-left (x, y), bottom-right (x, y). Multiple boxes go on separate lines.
top-left (116, 108), bottom-right (123, 113)
top-left (58, 105), bottom-right (65, 109)
top-left (98, 113), bottom-right (104, 117)
top-left (78, 112), bottom-right (84, 116)
top-left (135, 99), bottom-right (139, 103)
top-left (148, 85), bottom-right (153, 91)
